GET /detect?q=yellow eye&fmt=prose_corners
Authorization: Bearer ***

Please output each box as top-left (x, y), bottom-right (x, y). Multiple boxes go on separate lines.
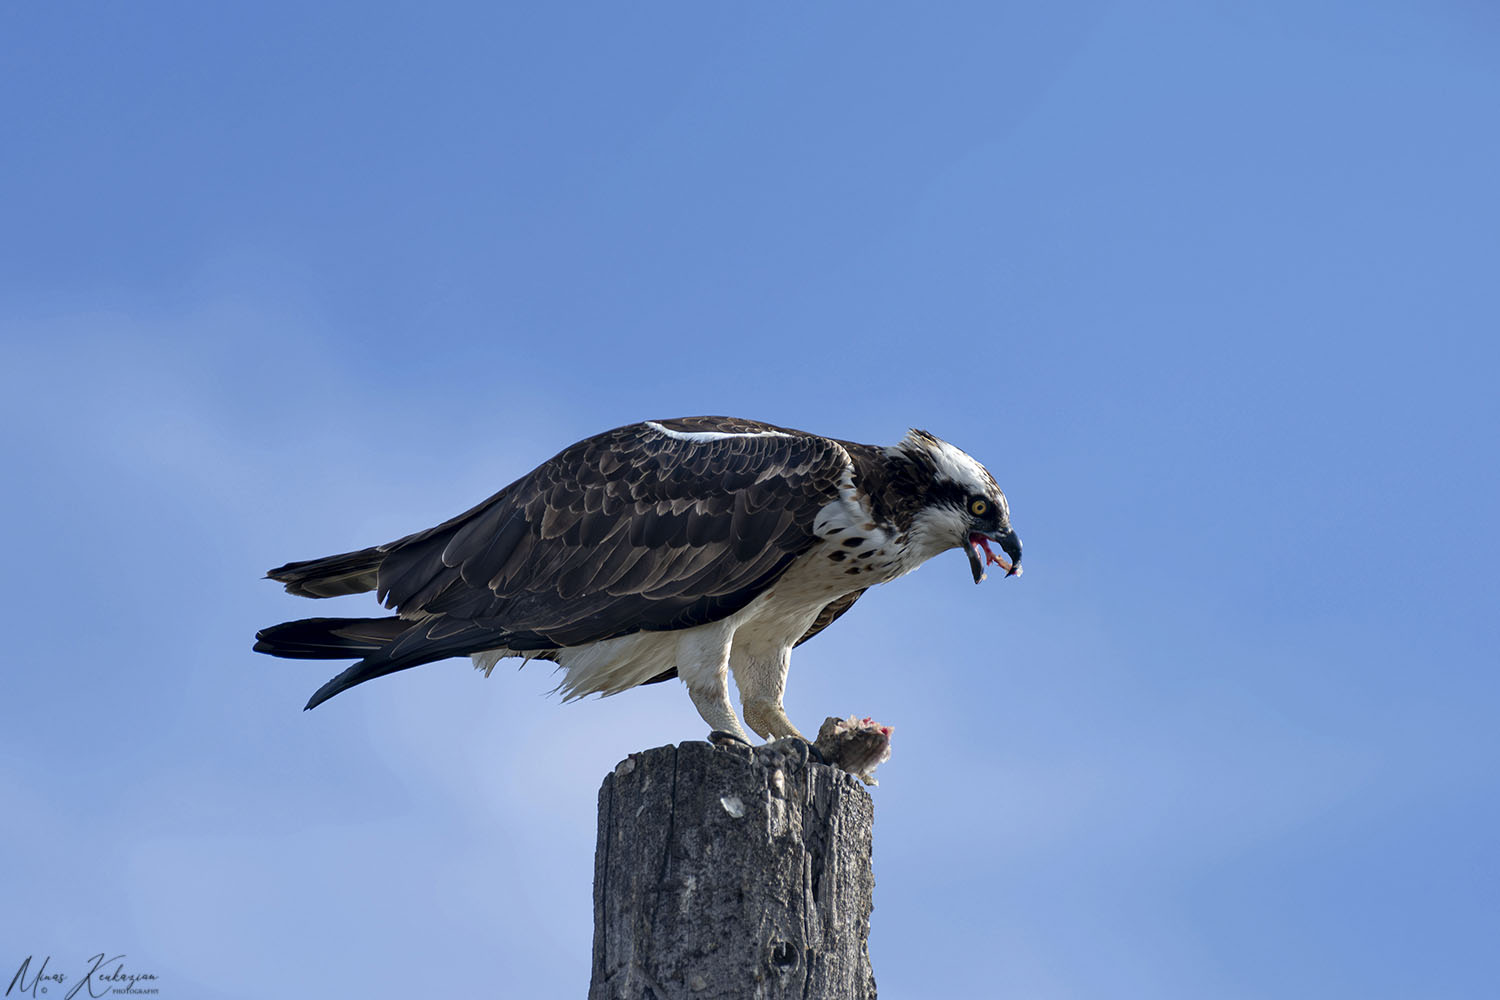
top-left (970, 498), bottom-right (988, 516)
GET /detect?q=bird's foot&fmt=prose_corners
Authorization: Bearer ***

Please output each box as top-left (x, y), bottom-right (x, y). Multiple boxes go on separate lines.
top-left (793, 735), bottom-right (828, 766)
top-left (708, 729), bottom-right (754, 749)
top-left (756, 734), bottom-right (827, 768)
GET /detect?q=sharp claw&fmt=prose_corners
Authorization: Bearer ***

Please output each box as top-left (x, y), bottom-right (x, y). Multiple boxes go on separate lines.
top-left (708, 729), bottom-right (753, 748)
top-left (801, 738), bottom-right (828, 766)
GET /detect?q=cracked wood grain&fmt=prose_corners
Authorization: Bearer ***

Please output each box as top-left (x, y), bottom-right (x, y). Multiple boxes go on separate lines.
top-left (589, 740), bottom-right (876, 1000)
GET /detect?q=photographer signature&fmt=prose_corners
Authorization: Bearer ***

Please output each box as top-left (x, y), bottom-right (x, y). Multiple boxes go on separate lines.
top-left (6, 954), bottom-right (159, 998)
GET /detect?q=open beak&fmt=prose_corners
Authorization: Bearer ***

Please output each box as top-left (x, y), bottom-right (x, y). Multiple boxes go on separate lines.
top-left (966, 528), bottom-right (1023, 584)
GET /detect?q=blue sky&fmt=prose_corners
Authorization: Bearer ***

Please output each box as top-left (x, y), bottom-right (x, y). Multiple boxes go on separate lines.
top-left (3, 2), bottom-right (1497, 997)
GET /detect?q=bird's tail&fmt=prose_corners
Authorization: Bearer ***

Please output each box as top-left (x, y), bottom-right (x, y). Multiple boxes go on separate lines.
top-left (255, 615), bottom-right (426, 710)
top-left (255, 615), bottom-right (503, 710)
top-left (252, 615), bottom-right (407, 660)
top-left (266, 546), bottom-right (383, 598)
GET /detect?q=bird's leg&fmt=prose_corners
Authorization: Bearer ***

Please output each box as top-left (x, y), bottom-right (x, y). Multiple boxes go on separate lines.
top-left (678, 629), bottom-right (753, 745)
top-left (732, 649), bottom-right (807, 742)
top-left (687, 685), bottom-right (752, 745)
top-left (743, 701), bottom-right (807, 742)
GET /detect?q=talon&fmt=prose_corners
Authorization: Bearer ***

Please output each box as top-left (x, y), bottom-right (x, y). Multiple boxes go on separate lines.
top-left (801, 738), bottom-right (828, 766)
top-left (708, 729), bottom-right (753, 748)
top-left (775, 734), bottom-right (826, 765)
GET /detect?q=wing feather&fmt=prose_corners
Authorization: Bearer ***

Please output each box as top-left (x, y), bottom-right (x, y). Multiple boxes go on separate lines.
top-left (458, 510), bottom-right (530, 587)
top-left (366, 418), bottom-right (849, 651)
top-left (795, 589), bottom-right (868, 646)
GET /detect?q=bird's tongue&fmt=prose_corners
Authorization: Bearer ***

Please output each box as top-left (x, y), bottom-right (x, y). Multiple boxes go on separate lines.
top-left (969, 534), bottom-right (1017, 576)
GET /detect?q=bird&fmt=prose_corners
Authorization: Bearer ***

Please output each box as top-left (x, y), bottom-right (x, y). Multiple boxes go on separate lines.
top-left (254, 416), bottom-right (1021, 744)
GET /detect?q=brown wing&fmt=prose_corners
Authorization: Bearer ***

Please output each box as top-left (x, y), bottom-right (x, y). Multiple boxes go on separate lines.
top-left (795, 589), bottom-right (868, 647)
top-left (360, 417), bottom-right (850, 657)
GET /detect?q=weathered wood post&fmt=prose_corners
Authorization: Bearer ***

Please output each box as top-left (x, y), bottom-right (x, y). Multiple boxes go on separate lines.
top-left (589, 738), bottom-right (878, 1000)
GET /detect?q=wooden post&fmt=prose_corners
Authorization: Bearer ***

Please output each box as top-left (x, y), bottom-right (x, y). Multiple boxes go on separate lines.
top-left (589, 739), bottom-right (877, 1000)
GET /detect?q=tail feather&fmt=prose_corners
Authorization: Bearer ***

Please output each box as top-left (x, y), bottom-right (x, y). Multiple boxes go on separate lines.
top-left (254, 615), bottom-right (506, 711)
top-left (254, 615), bottom-right (419, 710)
top-left (301, 657), bottom-right (422, 712)
top-left (253, 616), bottom-right (408, 659)
top-left (267, 547), bottom-right (383, 598)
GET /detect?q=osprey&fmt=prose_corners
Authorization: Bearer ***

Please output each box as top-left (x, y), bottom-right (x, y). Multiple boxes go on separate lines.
top-left (255, 416), bottom-right (1021, 744)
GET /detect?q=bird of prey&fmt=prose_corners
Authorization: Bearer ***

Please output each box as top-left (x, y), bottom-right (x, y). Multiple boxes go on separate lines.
top-left (254, 416), bottom-right (1021, 744)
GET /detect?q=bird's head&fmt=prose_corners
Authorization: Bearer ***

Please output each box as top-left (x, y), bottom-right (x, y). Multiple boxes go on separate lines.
top-left (892, 429), bottom-right (1022, 584)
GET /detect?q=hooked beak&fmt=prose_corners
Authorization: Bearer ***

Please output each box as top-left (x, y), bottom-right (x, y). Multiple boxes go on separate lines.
top-left (966, 527), bottom-right (1023, 584)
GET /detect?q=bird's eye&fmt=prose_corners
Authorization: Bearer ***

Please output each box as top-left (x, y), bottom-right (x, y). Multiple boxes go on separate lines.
top-left (969, 498), bottom-right (988, 516)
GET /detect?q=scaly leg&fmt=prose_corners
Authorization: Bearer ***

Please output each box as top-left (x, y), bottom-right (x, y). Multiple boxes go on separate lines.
top-left (687, 685), bottom-right (751, 744)
top-left (732, 647), bottom-right (806, 742)
top-left (677, 625), bottom-right (752, 744)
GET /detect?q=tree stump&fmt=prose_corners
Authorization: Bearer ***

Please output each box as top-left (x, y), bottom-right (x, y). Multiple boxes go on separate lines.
top-left (589, 739), bottom-right (877, 1000)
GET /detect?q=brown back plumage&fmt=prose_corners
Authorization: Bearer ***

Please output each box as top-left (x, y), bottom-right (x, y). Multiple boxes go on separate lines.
top-left (258, 417), bottom-right (860, 708)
